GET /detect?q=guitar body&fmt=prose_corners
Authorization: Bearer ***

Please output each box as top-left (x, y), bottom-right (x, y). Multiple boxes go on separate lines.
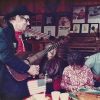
top-left (6, 66), bottom-right (31, 81)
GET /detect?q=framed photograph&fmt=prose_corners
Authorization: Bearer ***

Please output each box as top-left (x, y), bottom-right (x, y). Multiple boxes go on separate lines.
top-left (88, 6), bottom-right (100, 23)
top-left (72, 6), bottom-right (86, 23)
top-left (27, 26), bottom-right (42, 37)
top-left (73, 24), bottom-right (81, 33)
top-left (43, 26), bottom-right (56, 36)
top-left (81, 24), bottom-right (89, 33)
top-left (43, 13), bottom-right (56, 25)
top-left (31, 26), bottom-right (42, 32)
top-left (90, 23), bottom-right (99, 33)
top-left (57, 13), bottom-right (71, 37)
top-left (58, 26), bottom-right (70, 37)
top-left (58, 13), bottom-right (71, 27)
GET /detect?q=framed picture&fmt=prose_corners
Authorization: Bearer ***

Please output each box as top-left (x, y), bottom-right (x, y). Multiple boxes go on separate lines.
top-left (43, 26), bottom-right (56, 36)
top-left (27, 26), bottom-right (42, 37)
top-left (31, 26), bottom-right (42, 32)
top-left (81, 24), bottom-right (89, 33)
top-left (90, 23), bottom-right (99, 33)
top-left (58, 13), bottom-right (71, 27)
top-left (88, 6), bottom-right (100, 23)
top-left (58, 26), bottom-right (70, 37)
top-left (72, 6), bottom-right (86, 23)
top-left (73, 24), bottom-right (81, 33)
top-left (57, 14), bottom-right (71, 37)
top-left (43, 13), bottom-right (56, 25)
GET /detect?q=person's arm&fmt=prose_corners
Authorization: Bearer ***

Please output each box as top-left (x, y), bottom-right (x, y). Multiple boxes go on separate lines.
top-left (85, 55), bottom-right (95, 69)
top-left (93, 73), bottom-right (100, 82)
top-left (85, 68), bottom-right (94, 88)
top-left (61, 68), bottom-right (72, 92)
top-left (85, 55), bottom-right (100, 82)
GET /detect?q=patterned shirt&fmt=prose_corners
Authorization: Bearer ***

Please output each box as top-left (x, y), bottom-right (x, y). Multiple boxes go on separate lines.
top-left (61, 65), bottom-right (94, 92)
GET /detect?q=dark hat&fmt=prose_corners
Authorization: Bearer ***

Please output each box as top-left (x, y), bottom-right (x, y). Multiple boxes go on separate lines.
top-left (4, 5), bottom-right (34, 20)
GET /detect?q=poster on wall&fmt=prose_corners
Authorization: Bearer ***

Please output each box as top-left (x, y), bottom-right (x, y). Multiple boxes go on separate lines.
top-left (58, 16), bottom-right (71, 37)
top-left (88, 6), bottom-right (100, 23)
top-left (72, 6), bottom-right (85, 23)
top-left (73, 24), bottom-right (80, 33)
top-left (44, 14), bottom-right (56, 25)
top-left (81, 24), bottom-right (89, 33)
top-left (44, 26), bottom-right (56, 36)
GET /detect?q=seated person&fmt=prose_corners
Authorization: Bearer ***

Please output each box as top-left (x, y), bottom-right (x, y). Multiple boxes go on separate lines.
top-left (38, 43), bottom-right (65, 93)
top-left (61, 51), bottom-right (94, 93)
top-left (85, 52), bottom-right (100, 87)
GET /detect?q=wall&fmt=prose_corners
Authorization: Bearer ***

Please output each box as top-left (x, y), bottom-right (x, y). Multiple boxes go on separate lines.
top-left (0, 0), bottom-right (72, 15)
top-left (0, 0), bottom-right (100, 15)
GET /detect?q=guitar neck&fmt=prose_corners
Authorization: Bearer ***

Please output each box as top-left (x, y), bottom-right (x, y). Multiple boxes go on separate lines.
top-left (27, 41), bottom-right (62, 65)
top-left (27, 49), bottom-right (47, 64)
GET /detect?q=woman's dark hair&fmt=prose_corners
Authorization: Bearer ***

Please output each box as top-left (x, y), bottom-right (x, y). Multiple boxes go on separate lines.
top-left (67, 51), bottom-right (85, 66)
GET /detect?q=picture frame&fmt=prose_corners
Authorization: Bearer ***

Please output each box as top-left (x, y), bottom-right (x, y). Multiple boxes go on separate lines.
top-left (57, 13), bottom-right (71, 37)
top-left (58, 26), bottom-right (70, 37)
top-left (73, 23), bottom-right (81, 33)
top-left (90, 23), bottom-right (99, 34)
top-left (43, 26), bottom-right (56, 36)
top-left (31, 26), bottom-right (42, 33)
top-left (81, 24), bottom-right (89, 33)
top-left (43, 13), bottom-right (56, 26)
top-left (58, 13), bottom-right (71, 27)
top-left (88, 6), bottom-right (100, 23)
top-left (26, 26), bottom-right (42, 38)
top-left (72, 6), bottom-right (86, 23)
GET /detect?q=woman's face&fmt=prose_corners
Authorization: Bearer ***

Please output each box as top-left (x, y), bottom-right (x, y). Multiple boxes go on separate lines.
top-left (47, 49), bottom-right (57, 59)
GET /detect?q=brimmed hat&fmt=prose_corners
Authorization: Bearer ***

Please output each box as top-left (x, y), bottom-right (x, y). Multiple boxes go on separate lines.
top-left (4, 5), bottom-right (34, 20)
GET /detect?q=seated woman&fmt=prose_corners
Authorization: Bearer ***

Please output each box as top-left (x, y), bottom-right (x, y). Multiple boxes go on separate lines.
top-left (61, 51), bottom-right (94, 93)
top-left (38, 43), bottom-right (65, 93)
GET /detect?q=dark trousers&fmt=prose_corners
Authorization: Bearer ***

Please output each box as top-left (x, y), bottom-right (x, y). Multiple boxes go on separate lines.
top-left (0, 94), bottom-right (22, 100)
top-left (94, 81), bottom-right (100, 87)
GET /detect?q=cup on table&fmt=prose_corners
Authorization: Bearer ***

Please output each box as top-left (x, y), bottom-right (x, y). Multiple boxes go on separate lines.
top-left (60, 93), bottom-right (69, 100)
top-left (51, 91), bottom-right (60, 100)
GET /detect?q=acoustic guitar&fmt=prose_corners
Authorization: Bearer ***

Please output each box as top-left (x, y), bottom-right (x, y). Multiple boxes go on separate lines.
top-left (6, 38), bottom-right (65, 81)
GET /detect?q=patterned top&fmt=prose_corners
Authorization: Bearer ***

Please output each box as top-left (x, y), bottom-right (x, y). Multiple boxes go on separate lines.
top-left (61, 65), bottom-right (94, 92)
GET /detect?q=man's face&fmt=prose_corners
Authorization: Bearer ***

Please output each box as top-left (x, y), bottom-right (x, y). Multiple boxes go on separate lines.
top-left (14, 15), bottom-right (30, 32)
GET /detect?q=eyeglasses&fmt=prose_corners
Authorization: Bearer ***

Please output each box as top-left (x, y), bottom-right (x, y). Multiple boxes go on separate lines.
top-left (21, 16), bottom-right (30, 23)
